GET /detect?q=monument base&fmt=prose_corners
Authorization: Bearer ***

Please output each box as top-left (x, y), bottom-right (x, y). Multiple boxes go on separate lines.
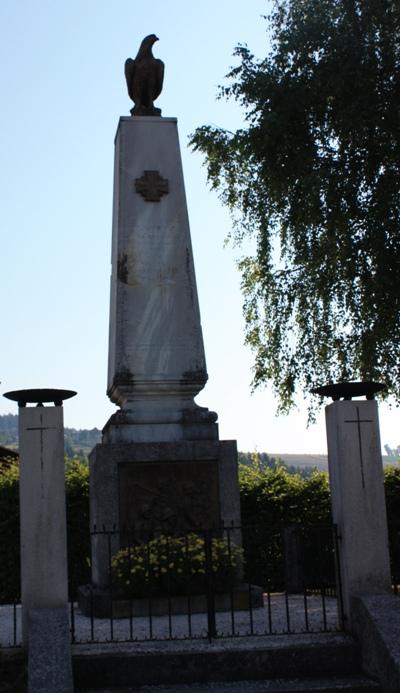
top-left (102, 403), bottom-right (219, 444)
top-left (89, 439), bottom-right (241, 589)
top-left (77, 583), bottom-right (264, 618)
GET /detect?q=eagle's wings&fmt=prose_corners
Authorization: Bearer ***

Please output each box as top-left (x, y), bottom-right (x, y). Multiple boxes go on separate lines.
top-left (124, 58), bottom-right (136, 102)
top-left (153, 58), bottom-right (164, 101)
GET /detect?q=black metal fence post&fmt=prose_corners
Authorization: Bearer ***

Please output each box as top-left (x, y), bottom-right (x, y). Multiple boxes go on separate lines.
top-left (333, 524), bottom-right (346, 630)
top-left (204, 528), bottom-right (217, 641)
top-left (64, 522), bottom-right (344, 645)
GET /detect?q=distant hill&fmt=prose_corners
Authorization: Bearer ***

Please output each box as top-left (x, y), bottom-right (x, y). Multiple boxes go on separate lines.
top-left (1, 414), bottom-right (396, 467)
top-left (0, 413), bottom-right (101, 457)
top-left (275, 453), bottom-right (398, 469)
top-left (270, 453), bottom-right (328, 472)
top-left (238, 451), bottom-right (396, 473)
top-left (237, 451), bottom-right (325, 476)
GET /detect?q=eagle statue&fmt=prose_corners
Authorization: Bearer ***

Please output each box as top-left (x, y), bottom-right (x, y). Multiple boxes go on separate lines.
top-left (125, 34), bottom-right (164, 116)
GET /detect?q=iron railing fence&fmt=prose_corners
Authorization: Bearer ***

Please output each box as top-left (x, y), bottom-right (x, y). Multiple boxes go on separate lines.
top-left (389, 529), bottom-right (400, 594)
top-left (0, 523), bottom-right (347, 648)
top-left (70, 523), bottom-right (345, 644)
top-left (5, 523), bottom-right (400, 648)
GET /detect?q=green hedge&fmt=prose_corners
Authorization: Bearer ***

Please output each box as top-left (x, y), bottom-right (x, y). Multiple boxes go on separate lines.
top-left (1, 458), bottom-right (399, 601)
top-left (64, 459), bottom-right (90, 595)
top-left (0, 458), bottom-right (90, 603)
top-left (239, 462), bottom-right (332, 589)
top-left (0, 462), bottom-right (19, 603)
top-left (239, 462), bottom-right (331, 527)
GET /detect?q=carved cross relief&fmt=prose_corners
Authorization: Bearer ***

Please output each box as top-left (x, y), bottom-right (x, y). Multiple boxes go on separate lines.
top-left (135, 170), bottom-right (169, 202)
top-left (344, 406), bottom-right (373, 489)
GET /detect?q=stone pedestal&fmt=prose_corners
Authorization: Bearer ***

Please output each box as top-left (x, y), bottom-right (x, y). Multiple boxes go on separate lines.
top-left (18, 406), bottom-right (69, 641)
top-left (28, 607), bottom-right (73, 693)
top-left (325, 400), bottom-right (392, 626)
top-left (89, 440), bottom-right (240, 588)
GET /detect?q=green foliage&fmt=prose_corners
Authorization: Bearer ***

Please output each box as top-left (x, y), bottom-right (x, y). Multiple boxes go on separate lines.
top-left (238, 451), bottom-right (278, 469)
top-left (111, 533), bottom-right (242, 598)
top-left (191, 0), bottom-right (400, 414)
top-left (1, 457), bottom-right (398, 600)
top-left (239, 462), bottom-right (331, 527)
top-left (239, 462), bottom-right (332, 589)
top-left (0, 461), bottom-right (20, 602)
top-left (384, 465), bottom-right (400, 534)
top-left (0, 414), bottom-right (18, 446)
top-left (238, 450), bottom-right (320, 478)
top-left (65, 458), bottom-right (90, 596)
top-left (383, 465), bottom-right (400, 579)
top-left (0, 457), bottom-right (90, 602)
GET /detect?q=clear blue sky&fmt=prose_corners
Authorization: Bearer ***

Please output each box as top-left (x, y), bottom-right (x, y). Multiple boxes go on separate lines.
top-left (0, 0), bottom-right (398, 453)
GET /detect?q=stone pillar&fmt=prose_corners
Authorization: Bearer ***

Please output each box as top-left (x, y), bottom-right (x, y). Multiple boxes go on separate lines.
top-left (19, 405), bottom-right (70, 640)
top-left (325, 398), bottom-right (392, 626)
top-left (4, 388), bottom-right (75, 692)
top-left (105, 116), bottom-right (217, 444)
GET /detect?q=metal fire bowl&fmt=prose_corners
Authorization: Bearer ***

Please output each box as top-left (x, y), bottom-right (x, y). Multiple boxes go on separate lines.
top-left (3, 388), bottom-right (77, 407)
top-left (311, 381), bottom-right (387, 401)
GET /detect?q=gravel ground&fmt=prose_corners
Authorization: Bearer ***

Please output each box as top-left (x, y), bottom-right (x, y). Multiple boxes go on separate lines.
top-left (0, 594), bottom-right (340, 647)
top-left (75, 677), bottom-right (374, 693)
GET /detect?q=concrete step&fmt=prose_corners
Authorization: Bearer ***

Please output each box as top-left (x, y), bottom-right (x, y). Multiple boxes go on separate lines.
top-left (72, 634), bottom-right (364, 689)
top-left (76, 674), bottom-right (381, 692)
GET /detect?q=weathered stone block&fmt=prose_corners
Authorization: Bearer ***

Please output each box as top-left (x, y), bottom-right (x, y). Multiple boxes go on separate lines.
top-left (77, 583), bottom-right (263, 618)
top-left (89, 440), bottom-right (240, 588)
top-left (28, 607), bottom-right (73, 693)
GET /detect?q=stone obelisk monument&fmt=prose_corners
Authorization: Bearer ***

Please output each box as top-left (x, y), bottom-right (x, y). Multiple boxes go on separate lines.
top-left (89, 36), bottom-right (240, 587)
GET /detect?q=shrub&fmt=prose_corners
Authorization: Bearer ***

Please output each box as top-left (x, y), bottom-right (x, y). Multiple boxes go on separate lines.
top-left (239, 462), bottom-right (331, 528)
top-left (239, 463), bottom-right (332, 589)
top-left (384, 465), bottom-right (400, 534)
top-left (384, 465), bottom-right (400, 579)
top-left (65, 458), bottom-right (90, 596)
top-left (0, 461), bottom-right (20, 603)
top-left (111, 533), bottom-right (243, 598)
top-left (0, 457), bottom-right (90, 602)
top-left (1, 456), bottom-right (399, 601)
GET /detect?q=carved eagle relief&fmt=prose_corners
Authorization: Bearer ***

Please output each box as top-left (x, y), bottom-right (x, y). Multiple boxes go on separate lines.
top-left (125, 34), bottom-right (164, 116)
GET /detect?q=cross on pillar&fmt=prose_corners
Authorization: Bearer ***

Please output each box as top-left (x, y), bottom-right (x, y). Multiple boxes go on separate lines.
top-left (26, 419), bottom-right (58, 479)
top-left (135, 170), bottom-right (169, 201)
top-left (344, 406), bottom-right (373, 488)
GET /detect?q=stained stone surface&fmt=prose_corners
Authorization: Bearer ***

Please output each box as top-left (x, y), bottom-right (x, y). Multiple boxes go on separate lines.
top-left (28, 607), bottom-right (73, 693)
top-left (89, 440), bottom-right (240, 588)
top-left (106, 116), bottom-right (215, 444)
top-left (351, 594), bottom-right (400, 693)
top-left (118, 460), bottom-right (220, 539)
top-left (18, 406), bottom-right (69, 642)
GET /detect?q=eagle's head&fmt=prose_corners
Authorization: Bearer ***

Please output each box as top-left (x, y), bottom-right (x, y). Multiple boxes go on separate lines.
top-left (136, 34), bottom-right (159, 59)
top-left (145, 34), bottom-right (159, 44)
